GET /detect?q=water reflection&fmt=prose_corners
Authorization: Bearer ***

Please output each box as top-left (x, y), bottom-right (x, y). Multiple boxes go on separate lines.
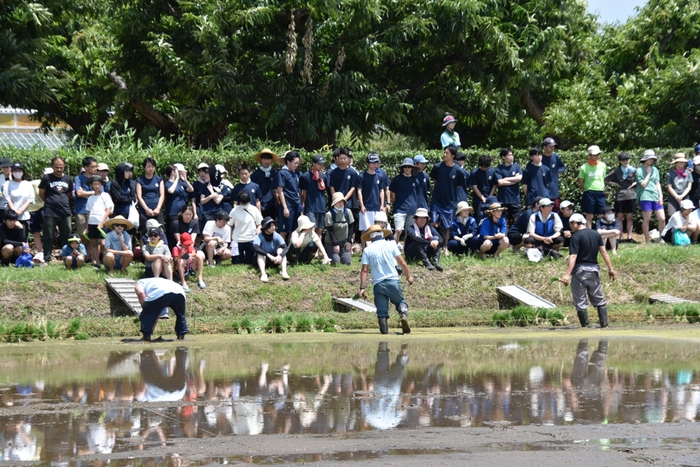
top-left (0, 338), bottom-right (699, 463)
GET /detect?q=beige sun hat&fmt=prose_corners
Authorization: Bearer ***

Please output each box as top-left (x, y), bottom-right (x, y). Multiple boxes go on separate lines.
top-left (105, 215), bottom-right (134, 231)
top-left (671, 153), bottom-right (688, 165)
top-left (331, 192), bottom-right (346, 206)
top-left (455, 201), bottom-right (472, 215)
top-left (254, 148), bottom-right (279, 164)
top-left (413, 208), bottom-right (430, 218)
top-left (361, 224), bottom-right (392, 243)
top-left (296, 215), bottom-right (315, 231)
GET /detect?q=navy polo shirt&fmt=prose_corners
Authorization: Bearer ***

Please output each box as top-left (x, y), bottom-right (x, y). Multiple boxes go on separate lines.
top-left (275, 167), bottom-right (301, 207)
top-left (329, 167), bottom-right (360, 209)
top-left (415, 171), bottom-right (430, 210)
top-left (430, 162), bottom-right (465, 209)
top-left (542, 152), bottom-right (566, 199)
top-left (199, 183), bottom-right (223, 215)
top-left (251, 168), bottom-right (278, 211)
top-left (232, 181), bottom-right (262, 207)
top-left (522, 163), bottom-right (552, 206)
top-left (495, 163), bottom-right (523, 205)
top-left (74, 173), bottom-right (91, 214)
top-left (299, 170), bottom-right (329, 213)
top-left (389, 174), bottom-right (418, 215)
top-left (359, 171), bottom-right (386, 211)
top-left (471, 167), bottom-right (496, 198)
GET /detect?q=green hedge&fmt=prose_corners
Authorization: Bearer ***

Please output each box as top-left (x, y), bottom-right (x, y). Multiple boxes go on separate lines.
top-left (2, 138), bottom-right (693, 223)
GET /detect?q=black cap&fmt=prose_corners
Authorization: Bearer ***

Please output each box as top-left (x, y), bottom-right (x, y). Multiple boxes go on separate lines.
top-left (618, 152), bottom-right (630, 161)
top-left (312, 154), bottom-right (326, 165)
top-left (88, 175), bottom-right (104, 185)
top-left (0, 158), bottom-right (11, 168)
top-left (215, 210), bottom-right (230, 220)
top-left (454, 151), bottom-right (466, 161)
top-left (532, 196), bottom-right (544, 207)
top-left (147, 227), bottom-right (161, 236)
top-left (603, 205), bottom-right (614, 213)
top-left (10, 162), bottom-right (24, 171)
top-left (261, 216), bottom-right (276, 230)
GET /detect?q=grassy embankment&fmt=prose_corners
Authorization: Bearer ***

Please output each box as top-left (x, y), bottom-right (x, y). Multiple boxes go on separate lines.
top-left (0, 241), bottom-right (699, 341)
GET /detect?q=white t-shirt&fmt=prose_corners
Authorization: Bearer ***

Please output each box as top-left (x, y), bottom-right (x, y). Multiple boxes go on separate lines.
top-left (203, 220), bottom-right (232, 244)
top-left (662, 211), bottom-right (696, 236)
top-left (229, 204), bottom-right (262, 242)
top-left (86, 192), bottom-right (114, 225)
top-left (2, 180), bottom-right (35, 221)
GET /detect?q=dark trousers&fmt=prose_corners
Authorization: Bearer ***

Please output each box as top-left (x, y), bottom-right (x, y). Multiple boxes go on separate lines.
top-left (288, 243), bottom-right (318, 263)
top-left (140, 292), bottom-right (188, 337)
top-left (405, 241), bottom-right (440, 262)
top-left (233, 241), bottom-right (255, 265)
top-left (42, 215), bottom-right (71, 262)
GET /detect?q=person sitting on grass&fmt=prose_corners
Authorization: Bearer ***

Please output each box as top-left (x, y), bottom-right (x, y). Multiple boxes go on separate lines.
top-left (405, 208), bottom-right (443, 271)
top-left (143, 227), bottom-right (173, 280)
top-left (289, 215), bottom-right (331, 265)
top-left (253, 216), bottom-right (289, 282)
top-left (661, 199), bottom-right (699, 244)
top-left (0, 209), bottom-right (27, 266)
top-left (477, 202), bottom-right (510, 259)
top-left (508, 197), bottom-right (541, 252)
top-left (324, 192), bottom-right (355, 265)
top-left (103, 216), bottom-right (134, 275)
top-left (447, 201), bottom-right (478, 256)
top-left (202, 210), bottom-right (232, 267)
top-left (85, 175), bottom-right (114, 269)
top-left (595, 206), bottom-right (621, 255)
top-left (559, 200), bottom-right (575, 248)
top-left (60, 233), bottom-right (87, 269)
top-left (524, 197), bottom-right (564, 258)
top-left (172, 232), bottom-right (205, 292)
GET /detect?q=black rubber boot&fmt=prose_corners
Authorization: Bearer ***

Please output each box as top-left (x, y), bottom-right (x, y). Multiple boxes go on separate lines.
top-left (398, 302), bottom-right (410, 334)
top-left (577, 309), bottom-right (590, 328)
top-left (431, 251), bottom-right (443, 271)
top-left (597, 305), bottom-right (608, 328)
top-left (378, 317), bottom-right (389, 334)
top-left (421, 258), bottom-right (435, 270)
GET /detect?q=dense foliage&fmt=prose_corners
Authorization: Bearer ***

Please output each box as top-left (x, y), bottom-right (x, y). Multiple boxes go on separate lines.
top-left (1, 0), bottom-right (699, 150)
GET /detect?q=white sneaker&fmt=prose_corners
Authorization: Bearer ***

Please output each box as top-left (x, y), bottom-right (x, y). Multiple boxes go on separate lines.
top-left (280, 271), bottom-right (290, 280)
top-left (260, 274), bottom-right (269, 283)
top-left (33, 252), bottom-right (45, 263)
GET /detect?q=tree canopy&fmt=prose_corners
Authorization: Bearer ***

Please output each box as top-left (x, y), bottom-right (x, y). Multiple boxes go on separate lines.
top-left (1, 0), bottom-right (698, 150)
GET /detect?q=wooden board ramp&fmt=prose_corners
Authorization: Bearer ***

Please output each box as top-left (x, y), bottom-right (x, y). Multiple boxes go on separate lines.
top-left (105, 278), bottom-right (142, 315)
top-left (496, 285), bottom-right (556, 310)
top-left (648, 294), bottom-right (699, 305)
top-left (333, 297), bottom-right (377, 313)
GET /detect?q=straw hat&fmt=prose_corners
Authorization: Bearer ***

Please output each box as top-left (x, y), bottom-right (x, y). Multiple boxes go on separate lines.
top-left (296, 215), bottom-right (315, 231)
top-left (105, 215), bottom-right (134, 230)
top-left (361, 224), bottom-right (392, 243)
top-left (254, 148), bottom-right (279, 164)
top-left (485, 202), bottom-right (505, 212)
top-left (671, 153), bottom-right (688, 165)
top-left (455, 201), bottom-right (472, 215)
top-left (331, 192), bottom-right (346, 206)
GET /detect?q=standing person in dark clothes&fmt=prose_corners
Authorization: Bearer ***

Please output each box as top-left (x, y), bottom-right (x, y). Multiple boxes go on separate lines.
top-left (0, 210), bottom-right (26, 265)
top-left (541, 137), bottom-right (566, 211)
top-left (605, 152), bottom-right (637, 242)
top-left (110, 163), bottom-right (137, 239)
top-left (328, 148), bottom-right (360, 222)
top-left (299, 154), bottom-right (329, 239)
top-left (689, 155), bottom-right (700, 211)
top-left (232, 163), bottom-right (263, 213)
top-left (471, 154), bottom-right (497, 223)
top-left (275, 150), bottom-right (303, 242)
top-left (164, 163), bottom-right (195, 230)
top-left (429, 146), bottom-right (466, 254)
top-left (495, 147), bottom-right (523, 225)
top-left (191, 162), bottom-right (209, 231)
top-left (561, 213), bottom-right (616, 329)
top-left (358, 152), bottom-right (387, 240)
top-left (453, 151), bottom-right (470, 203)
top-left (251, 149), bottom-right (279, 221)
top-left (73, 157), bottom-right (97, 257)
top-left (389, 158), bottom-right (419, 243)
top-left (405, 208), bottom-right (443, 271)
top-left (413, 154), bottom-right (431, 211)
top-left (39, 157), bottom-right (73, 262)
top-left (522, 147), bottom-right (552, 207)
top-left (135, 157), bottom-right (165, 236)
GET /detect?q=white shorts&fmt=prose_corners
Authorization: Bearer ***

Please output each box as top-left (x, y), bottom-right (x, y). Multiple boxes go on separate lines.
top-left (359, 211), bottom-right (381, 232)
top-left (393, 213), bottom-right (413, 231)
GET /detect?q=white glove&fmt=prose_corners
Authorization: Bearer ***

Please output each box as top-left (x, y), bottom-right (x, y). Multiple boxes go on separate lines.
top-left (462, 234), bottom-right (472, 241)
top-left (460, 238), bottom-right (466, 246)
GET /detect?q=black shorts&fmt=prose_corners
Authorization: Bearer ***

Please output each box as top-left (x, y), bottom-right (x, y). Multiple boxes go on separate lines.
top-left (28, 209), bottom-right (43, 233)
top-left (87, 224), bottom-right (104, 240)
top-left (614, 199), bottom-right (637, 214)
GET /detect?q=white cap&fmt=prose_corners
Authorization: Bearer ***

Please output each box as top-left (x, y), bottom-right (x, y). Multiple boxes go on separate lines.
top-left (569, 213), bottom-right (586, 224)
top-left (680, 199), bottom-right (695, 210)
top-left (587, 145), bottom-right (602, 155)
top-left (693, 155), bottom-right (700, 166)
top-left (174, 163), bottom-right (186, 171)
top-left (538, 198), bottom-right (554, 206)
top-left (43, 167), bottom-right (54, 175)
top-left (215, 164), bottom-right (227, 174)
top-left (560, 200), bottom-right (574, 209)
top-left (197, 162), bottom-right (209, 170)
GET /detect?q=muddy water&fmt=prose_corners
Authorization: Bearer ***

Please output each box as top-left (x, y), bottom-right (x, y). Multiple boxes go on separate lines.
top-left (1, 335), bottom-right (700, 464)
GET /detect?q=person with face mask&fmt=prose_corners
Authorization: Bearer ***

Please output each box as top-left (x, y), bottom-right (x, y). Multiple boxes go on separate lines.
top-left (2, 162), bottom-right (34, 241)
top-left (595, 206), bottom-right (621, 255)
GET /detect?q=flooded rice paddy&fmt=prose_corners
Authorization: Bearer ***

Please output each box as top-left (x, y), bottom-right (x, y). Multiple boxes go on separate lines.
top-left (1, 332), bottom-right (700, 465)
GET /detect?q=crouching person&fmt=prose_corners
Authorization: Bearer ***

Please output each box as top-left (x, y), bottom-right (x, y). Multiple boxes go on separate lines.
top-left (103, 216), bottom-right (134, 275)
top-left (134, 277), bottom-right (188, 341)
top-left (143, 227), bottom-right (173, 280)
top-left (253, 217), bottom-right (289, 282)
top-left (61, 233), bottom-right (87, 269)
top-left (447, 201), bottom-right (478, 256)
top-left (405, 208), bottom-right (443, 271)
top-left (289, 215), bottom-right (331, 264)
top-left (173, 232), bottom-right (206, 292)
top-left (359, 225), bottom-right (414, 335)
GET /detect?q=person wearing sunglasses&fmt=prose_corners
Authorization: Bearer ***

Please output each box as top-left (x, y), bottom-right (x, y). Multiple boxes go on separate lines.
top-left (103, 216), bottom-right (134, 275)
